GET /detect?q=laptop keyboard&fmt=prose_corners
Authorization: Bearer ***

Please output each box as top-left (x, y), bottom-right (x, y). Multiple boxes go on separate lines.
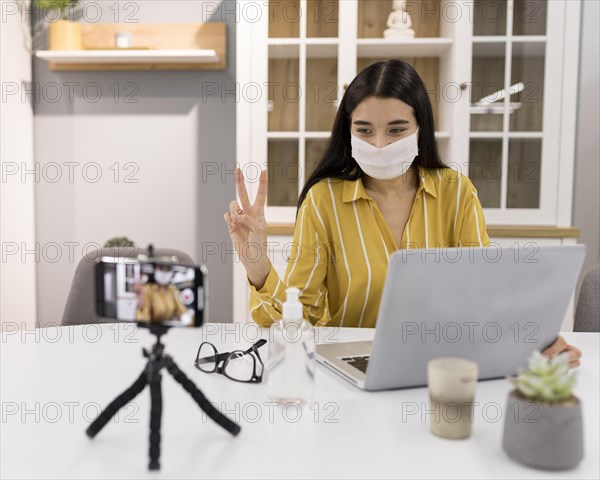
top-left (341, 355), bottom-right (370, 374)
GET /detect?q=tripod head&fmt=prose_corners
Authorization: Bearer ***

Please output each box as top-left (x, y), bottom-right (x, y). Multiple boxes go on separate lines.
top-left (138, 324), bottom-right (171, 365)
top-left (139, 323), bottom-right (170, 341)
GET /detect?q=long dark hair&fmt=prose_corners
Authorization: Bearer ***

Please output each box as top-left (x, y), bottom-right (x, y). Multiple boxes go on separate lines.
top-left (297, 59), bottom-right (447, 216)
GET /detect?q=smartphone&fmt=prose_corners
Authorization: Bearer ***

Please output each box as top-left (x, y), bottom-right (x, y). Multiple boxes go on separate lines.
top-left (95, 256), bottom-right (207, 328)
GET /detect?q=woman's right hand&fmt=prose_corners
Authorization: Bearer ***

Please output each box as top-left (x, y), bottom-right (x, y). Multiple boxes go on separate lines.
top-left (223, 167), bottom-right (271, 289)
top-left (133, 283), bottom-right (145, 308)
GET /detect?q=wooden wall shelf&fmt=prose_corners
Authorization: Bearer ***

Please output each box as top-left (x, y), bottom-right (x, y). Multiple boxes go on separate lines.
top-left (36, 49), bottom-right (221, 65)
top-left (38, 23), bottom-right (226, 71)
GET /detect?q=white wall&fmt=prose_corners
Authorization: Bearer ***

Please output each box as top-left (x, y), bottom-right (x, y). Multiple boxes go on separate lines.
top-left (0, 0), bottom-right (37, 329)
top-left (573, 0), bottom-right (600, 299)
top-left (31, 1), bottom-right (237, 326)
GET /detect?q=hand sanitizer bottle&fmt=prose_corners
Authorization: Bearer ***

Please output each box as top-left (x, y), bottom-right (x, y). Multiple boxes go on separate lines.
top-left (267, 287), bottom-right (315, 407)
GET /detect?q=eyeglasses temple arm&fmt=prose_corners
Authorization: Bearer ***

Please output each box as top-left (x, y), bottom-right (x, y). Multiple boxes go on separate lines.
top-left (195, 351), bottom-right (231, 365)
top-left (243, 339), bottom-right (267, 355)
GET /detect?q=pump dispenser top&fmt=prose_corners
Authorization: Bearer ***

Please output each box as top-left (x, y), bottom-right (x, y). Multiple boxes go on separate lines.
top-left (282, 287), bottom-right (303, 323)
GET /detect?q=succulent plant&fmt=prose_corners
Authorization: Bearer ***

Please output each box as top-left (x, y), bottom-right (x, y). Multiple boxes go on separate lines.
top-left (34, 0), bottom-right (80, 21)
top-left (510, 350), bottom-right (576, 403)
top-left (104, 237), bottom-right (135, 248)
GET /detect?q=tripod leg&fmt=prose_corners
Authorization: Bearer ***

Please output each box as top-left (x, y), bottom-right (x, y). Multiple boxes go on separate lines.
top-left (163, 355), bottom-right (241, 436)
top-left (86, 369), bottom-right (147, 439)
top-left (148, 372), bottom-right (163, 470)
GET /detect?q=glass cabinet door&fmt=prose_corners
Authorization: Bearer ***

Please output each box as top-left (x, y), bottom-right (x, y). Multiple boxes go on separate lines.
top-left (267, 0), bottom-right (339, 210)
top-left (255, 0), bottom-right (564, 225)
top-left (469, 0), bottom-right (551, 221)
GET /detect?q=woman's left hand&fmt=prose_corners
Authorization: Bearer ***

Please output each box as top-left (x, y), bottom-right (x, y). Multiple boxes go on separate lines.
top-left (542, 334), bottom-right (582, 368)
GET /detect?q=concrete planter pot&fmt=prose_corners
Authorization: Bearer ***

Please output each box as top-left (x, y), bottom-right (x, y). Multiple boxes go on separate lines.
top-left (48, 20), bottom-right (82, 50)
top-left (502, 389), bottom-right (584, 470)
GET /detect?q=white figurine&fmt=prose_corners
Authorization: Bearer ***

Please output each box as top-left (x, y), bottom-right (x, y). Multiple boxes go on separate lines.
top-left (384, 0), bottom-right (416, 39)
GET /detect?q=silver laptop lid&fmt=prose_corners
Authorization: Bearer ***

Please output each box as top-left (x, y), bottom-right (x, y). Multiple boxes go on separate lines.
top-left (364, 245), bottom-right (587, 391)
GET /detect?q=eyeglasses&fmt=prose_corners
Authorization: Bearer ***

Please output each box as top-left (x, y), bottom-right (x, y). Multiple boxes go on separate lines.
top-left (194, 339), bottom-right (267, 383)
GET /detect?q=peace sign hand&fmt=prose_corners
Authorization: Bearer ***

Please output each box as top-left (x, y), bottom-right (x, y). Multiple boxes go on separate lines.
top-left (223, 168), bottom-right (272, 289)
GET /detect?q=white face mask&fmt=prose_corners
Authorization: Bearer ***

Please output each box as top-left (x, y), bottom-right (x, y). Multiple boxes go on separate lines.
top-left (350, 128), bottom-right (419, 180)
top-left (154, 269), bottom-right (173, 286)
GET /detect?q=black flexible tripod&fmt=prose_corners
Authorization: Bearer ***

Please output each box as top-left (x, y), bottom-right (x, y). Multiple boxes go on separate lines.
top-left (86, 325), bottom-right (241, 470)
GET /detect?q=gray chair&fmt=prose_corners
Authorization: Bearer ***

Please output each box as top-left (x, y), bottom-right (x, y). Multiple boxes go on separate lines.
top-left (61, 247), bottom-right (194, 326)
top-left (574, 264), bottom-right (600, 332)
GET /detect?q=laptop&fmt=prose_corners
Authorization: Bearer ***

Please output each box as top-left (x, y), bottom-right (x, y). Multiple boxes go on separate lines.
top-left (316, 245), bottom-right (586, 390)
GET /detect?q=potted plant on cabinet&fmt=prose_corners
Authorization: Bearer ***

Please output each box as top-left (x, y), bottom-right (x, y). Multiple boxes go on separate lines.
top-left (35, 0), bottom-right (81, 50)
top-left (502, 350), bottom-right (584, 470)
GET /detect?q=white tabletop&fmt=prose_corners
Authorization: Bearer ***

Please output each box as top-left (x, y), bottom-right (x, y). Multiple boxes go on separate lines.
top-left (1, 324), bottom-right (598, 479)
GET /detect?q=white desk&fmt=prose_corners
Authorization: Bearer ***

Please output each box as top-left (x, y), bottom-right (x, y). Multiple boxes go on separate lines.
top-left (1, 324), bottom-right (598, 479)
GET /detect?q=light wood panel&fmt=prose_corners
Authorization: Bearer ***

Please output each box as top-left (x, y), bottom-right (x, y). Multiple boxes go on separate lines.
top-left (306, 57), bottom-right (338, 131)
top-left (470, 53), bottom-right (505, 131)
top-left (269, 0), bottom-right (300, 38)
top-left (507, 138), bottom-right (541, 209)
top-left (510, 53), bottom-right (544, 132)
top-left (512, 0), bottom-right (547, 36)
top-left (305, 139), bottom-right (329, 177)
top-left (307, 0), bottom-right (339, 37)
top-left (473, 0), bottom-right (507, 36)
top-left (268, 57), bottom-right (300, 131)
top-left (469, 138), bottom-right (503, 208)
top-left (268, 140), bottom-right (299, 206)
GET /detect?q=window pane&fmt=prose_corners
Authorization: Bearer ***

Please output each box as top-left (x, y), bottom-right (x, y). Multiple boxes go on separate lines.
top-left (357, 0), bottom-right (441, 38)
top-left (268, 140), bottom-right (299, 207)
top-left (306, 55), bottom-right (338, 131)
top-left (473, 0), bottom-right (507, 36)
top-left (357, 56), bottom-right (440, 128)
top-left (512, 0), bottom-right (547, 36)
top-left (305, 139), bottom-right (329, 178)
top-left (507, 138), bottom-right (541, 208)
top-left (268, 54), bottom-right (300, 131)
top-left (509, 42), bottom-right (545, 132)
top-left (470, 43), bottom-right (505, 132)
top-left (269, 0), bottom-right (300, 38)
top-left (469, 139), bottom-right (503, 208)
top-left (307, 0), bottom-right (338, 38)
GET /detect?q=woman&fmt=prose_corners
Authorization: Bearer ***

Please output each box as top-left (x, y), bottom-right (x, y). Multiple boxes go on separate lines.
top-left (135, 264), bottom-right (189, 325)
top-left (224, 59), bottom-right (581, 368)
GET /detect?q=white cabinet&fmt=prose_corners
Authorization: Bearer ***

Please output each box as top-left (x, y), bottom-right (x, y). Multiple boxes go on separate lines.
top-left (234, 0), bottom-right (582, 327)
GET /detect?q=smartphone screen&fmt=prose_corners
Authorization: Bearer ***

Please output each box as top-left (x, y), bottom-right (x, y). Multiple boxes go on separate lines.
top-left (96, 256), bottom-right (205, 327)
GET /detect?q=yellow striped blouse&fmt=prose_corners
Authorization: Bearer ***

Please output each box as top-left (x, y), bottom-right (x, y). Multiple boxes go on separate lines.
top-left (248, 165), bottom-right (491, 328)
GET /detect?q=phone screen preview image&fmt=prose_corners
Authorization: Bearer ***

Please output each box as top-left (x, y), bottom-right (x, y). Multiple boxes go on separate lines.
top-left (96, 257), bottom-right (205, 327)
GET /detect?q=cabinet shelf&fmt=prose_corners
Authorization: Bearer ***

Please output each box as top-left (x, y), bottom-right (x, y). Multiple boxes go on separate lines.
top-left (356, 38), bottom-right (452, 58)
top-left (267, 38), bottom-right (339, 45)
top-left (473, 42), bottom-right (546, 57)
top-left (472, 35), bottom-right (547, 43)
top-left (469, 132), bottom-right (544, 139)
top-left (269, 43), bottom-right (338, 59)
top-left (267, 132), bottom-right (331, 139)
top-left (266, 131), bottom-right (451, 139)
